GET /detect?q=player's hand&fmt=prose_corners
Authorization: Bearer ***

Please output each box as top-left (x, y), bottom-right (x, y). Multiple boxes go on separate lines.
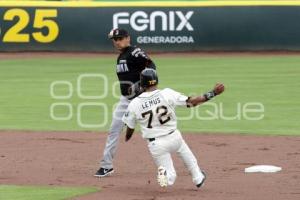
top-left (213, 83), bottom-right (225, 95)
top-left (125, 133), bottom-right (131, 142)
top-left (125, 127), bottom-right (134, 142)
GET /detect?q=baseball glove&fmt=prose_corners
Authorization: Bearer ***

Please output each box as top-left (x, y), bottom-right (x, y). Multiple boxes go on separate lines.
top-left (128, 81), bottom-right (144, 99)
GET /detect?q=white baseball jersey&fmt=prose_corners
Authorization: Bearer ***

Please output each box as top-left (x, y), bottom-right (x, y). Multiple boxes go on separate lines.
top-left (122, 88), bottom-right (189, 139)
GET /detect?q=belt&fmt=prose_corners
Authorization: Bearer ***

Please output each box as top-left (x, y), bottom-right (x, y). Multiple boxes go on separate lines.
top-left (148, 130), bottom-right (175, 142)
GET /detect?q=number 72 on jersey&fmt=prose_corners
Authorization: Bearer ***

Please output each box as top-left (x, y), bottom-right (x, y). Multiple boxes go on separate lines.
top-left (142, 106), bottom-right (171, 128)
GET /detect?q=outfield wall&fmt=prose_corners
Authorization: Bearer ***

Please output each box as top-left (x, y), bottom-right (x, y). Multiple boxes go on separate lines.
top-left (0, 1), bottom-right (300, 52)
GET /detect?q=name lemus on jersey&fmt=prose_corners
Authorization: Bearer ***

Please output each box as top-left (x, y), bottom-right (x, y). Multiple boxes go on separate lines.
top-left (141, 97), bottom-right (161, 110)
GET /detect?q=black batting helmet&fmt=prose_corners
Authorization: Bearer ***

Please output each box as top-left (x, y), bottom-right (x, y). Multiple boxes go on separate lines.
top-left (140, 68), bottom-right (158, 89)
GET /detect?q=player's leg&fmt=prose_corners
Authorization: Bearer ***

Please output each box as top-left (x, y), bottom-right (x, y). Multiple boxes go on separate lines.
top-left (95, 96), bottom-right (129, 177)
top-left (156, 153), bottom-right (177, 186)
top-left (176, 135), bottom-right (206, 187)
top-left (148, 140), bottom-right (177, 186)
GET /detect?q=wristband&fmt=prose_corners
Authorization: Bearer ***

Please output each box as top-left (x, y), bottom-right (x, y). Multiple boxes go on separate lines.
top-left (204, 91), bottom-right (216, 101)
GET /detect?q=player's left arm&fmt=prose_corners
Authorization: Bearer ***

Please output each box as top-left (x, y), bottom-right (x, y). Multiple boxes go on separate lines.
top-left (127, 48), bottom-right (156, 98)
top-left (131, 47), bottom-right (156, 69)
top-left (187, 83), bottom-right (225, 107)
top-left (145, 58), bottom-right (156, 69)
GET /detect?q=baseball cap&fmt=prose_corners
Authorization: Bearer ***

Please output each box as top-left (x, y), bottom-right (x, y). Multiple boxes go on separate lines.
top-left (108, 28), bottom-right (129, 39)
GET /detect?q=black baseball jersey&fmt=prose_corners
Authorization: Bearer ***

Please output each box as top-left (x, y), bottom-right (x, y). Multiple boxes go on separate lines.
top-left (116, 46), bottom-right (156, 98)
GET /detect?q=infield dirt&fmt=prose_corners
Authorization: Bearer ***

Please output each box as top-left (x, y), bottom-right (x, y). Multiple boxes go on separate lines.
top-left (0, 131), bottom-right (299, 200)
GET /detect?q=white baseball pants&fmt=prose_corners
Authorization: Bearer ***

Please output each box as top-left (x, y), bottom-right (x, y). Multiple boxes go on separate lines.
top-left (147, 130), bottom-right (204, 185)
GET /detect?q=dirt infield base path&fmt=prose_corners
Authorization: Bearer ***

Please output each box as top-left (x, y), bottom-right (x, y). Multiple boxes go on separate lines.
top-left (0, 131), bottom-right (299, 200)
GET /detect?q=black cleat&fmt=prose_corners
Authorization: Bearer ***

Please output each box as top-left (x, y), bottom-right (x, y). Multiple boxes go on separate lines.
top-left (196, 171), bottom-right (206, 188)
top-left (94, 167), bottom-right (114, 177)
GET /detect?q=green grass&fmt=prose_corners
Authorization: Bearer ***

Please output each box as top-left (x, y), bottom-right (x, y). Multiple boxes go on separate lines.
top-left (0, 185), bottom-right (98, 200)
top-left (0, 55), bottom-right (299, 135)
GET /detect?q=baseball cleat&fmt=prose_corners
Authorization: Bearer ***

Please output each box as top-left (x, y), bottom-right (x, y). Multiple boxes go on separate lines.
top-left (94, 167), bottom-right (114, 177)
top-left (157, 166), bottom-right (168, 187)
top-left (196, 171), bottom-right (206, 188)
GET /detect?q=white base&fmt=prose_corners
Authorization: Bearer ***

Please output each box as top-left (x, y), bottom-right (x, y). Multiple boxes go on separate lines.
top-left (245, 165), bottom-right (282, 173)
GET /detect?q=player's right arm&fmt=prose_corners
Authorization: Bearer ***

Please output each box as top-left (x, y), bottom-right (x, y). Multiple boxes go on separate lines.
top-left (187, 83), bottom-right (225, 107)
top-left (122, 103), bottom-right (137, 142)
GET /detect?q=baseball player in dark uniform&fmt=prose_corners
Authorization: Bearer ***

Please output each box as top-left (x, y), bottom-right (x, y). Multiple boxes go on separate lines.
top-left (95, 28), bottom-right (156, 177)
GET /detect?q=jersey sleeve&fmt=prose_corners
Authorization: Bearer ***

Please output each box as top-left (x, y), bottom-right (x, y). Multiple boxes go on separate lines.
top-left (122, 103), bottom-right (136, 129)
top-left (164, 88), bottom-right (189, 107)
top-left (131, 47), bottom-right (156, 69)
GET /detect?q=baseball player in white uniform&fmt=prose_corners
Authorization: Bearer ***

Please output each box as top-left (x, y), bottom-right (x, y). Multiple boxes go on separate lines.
top-left (122, 68), bottom-right (225, 188)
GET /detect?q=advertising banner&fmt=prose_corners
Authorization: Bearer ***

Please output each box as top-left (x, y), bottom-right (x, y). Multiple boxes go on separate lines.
top-left (1, 1), bottom-right (300, 52)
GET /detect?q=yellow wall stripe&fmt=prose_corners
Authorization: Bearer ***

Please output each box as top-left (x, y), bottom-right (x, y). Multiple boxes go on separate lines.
top-left (1, 1), bottom-right (300, 7)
